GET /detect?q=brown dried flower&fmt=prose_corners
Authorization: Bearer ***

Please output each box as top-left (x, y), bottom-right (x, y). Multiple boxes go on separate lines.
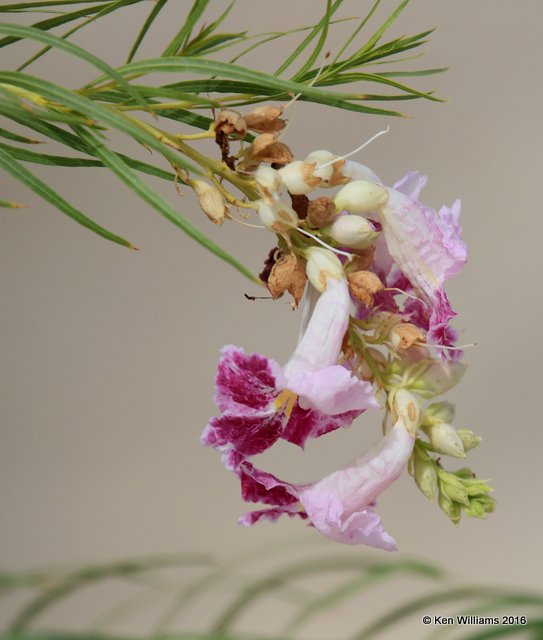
top-left (391, 323), bottom-right (426, 351)
top-left (248, 133), bottom-right (293, 164)
top-left (267, 252), bottom-right (307, 307)
top-left (214, 109), bottom-right (247, 138)
top-left (307, 196), bottom-right (337, 228)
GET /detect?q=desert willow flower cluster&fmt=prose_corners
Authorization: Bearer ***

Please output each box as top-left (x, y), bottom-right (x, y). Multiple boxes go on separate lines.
top-left (197, 105), bottom-right (494, 550)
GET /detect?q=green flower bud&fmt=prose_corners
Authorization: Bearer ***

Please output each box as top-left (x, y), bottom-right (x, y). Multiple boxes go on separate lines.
top-left (423, 422), bottom-right (466, 458)
top-left (438, 493), bottom-right (461, 524)
top-left (439, 471), bottom-right (470, 507)
top-left (413, 451), bottom-right (438, 500)
top-left (422, 401), bottom-right (455, 426)
top-left (457, 429), bottom-right (482, 452)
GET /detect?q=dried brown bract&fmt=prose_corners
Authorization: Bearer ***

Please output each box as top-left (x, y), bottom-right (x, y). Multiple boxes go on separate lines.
top-left (245, 105), bottom-right (287, 134)
top-left (214, 109), bottom-right (247, 138)
top-left (248, 133), bottom-right (293, 165)
top-left (267, 252), bottom-right (307, 307)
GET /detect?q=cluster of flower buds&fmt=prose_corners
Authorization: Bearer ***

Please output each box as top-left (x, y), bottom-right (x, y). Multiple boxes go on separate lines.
top-left (198, 103), bottom-right (493, 548)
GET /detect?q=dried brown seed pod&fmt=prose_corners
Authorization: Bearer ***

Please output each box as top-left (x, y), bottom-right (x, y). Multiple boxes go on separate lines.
top-left (307, 196), bottom-right (337, 228)
top-left (391, 323), bottom-right (426, 351)
top-left (347, 270), bottom-right (384, 306)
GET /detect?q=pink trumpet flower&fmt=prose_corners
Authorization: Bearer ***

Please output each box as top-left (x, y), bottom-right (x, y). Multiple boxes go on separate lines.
top-left (201, 279), bottom-right (378, 464)
top-left (239, 417), bottom-right (416, 550)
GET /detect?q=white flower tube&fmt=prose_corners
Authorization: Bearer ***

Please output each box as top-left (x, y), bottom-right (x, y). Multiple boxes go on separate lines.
top-left (305, 247), bottom-right (345, 292)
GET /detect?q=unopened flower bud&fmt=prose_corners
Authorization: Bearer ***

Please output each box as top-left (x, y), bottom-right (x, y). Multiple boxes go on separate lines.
top-left (424, 422), bottom-right (466, 458)
top-left (304, 150), bottom-right (335, 183)
top-left (413, 452), bottom-right (438, 500)
top-left (333, 180), bottom-right (388, 213)
top-left (438, 492), bottom-right (461, 524)
top-left (457, 429), bottom-right (482, 452)
top-left (392, 388), bottom-right (422, 435)
top-left (248, 133), bottom-right (293, 164)
top-left (347, 270), bottom-right (383, 307)
top-left (422, 401), bottom-right (455, 426)
top-left (278, 161), bottom-right (322, 195)
top-left (254, 165), bottom-right (284, 203)
top-left (190, 179), bottom-right (227, 225)
top-left (390, 323), bottom-right (426, 352)
top-left (257, 200), bottom-right (298, 233)
top-left (323, 215), bottom-right (379, 249)
top-left (214, 109), bottom-right (247, 138)
top-left (244, 105), bottom-right (286, 133)
top-left (267, 252), bottom-right (307, 306)
top-left (307, 196), bottom-right (337, 228)
top-left (305, 247), bottom-right (345, 292)
top-left (438, 470), bottom-right (470, 507)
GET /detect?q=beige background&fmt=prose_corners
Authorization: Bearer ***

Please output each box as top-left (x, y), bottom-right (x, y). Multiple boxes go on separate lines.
top-left (1, 0), bottom-right (542, 637)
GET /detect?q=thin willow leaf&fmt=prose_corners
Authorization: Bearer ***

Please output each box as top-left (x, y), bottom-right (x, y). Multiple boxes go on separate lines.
top-left (327, 0), bottom-right (381, 70)
top-left (0, 140), bottom-right (177, 182)
top-left (460, 621), bottom-right (543, 639)
top-left (351, 587), bottom-right (514, 640)
top-left (379, 67), bottom-right (448, 78)
top-left (353, 0), bottom-right (412, 60)
top-left (211, 556), bottom-right (381, 634)
top-left (0, 634), bottom-right (297, 640)
top-left (74, 126), bottom-right (260, 284)
top-left (0, 97), bottom-right (106, 126)
top-left (0, 145), bottom-right (134, 248)
top-left (274, 0), bottom-right (343, 76)
top-left (0, 126), bottom-right (41, 144)
top-left (0, 3), bottom-right (113, 47)
top-left (291, 0), bottom-right (333, 81)
top-left (16, 0), bottom-right (144, 72)
top-left (0, 197), bottom-right (26, 208)
top-left (185, 0), bottom-right (236, 45)
top-left (91, 58), bottom-right (407, 117)
top-left (7, 554), bottom-right (212, 632)
top-left (229, 17), bottom-right (356, 65)
top-left (162, 0), bottom-right (210, 57)
top-left (181, 32), bottom-right (247, 57)
top-left (0, 71), bottom-right (202, 172)
top-left (0, 1), bottom-right (112, 9)
top-left (126, 0), bottom-right (168, 63)
top-left (284, 559), bottom-right (443, 633)
top-left (0, 23), bottom-right (146, 108)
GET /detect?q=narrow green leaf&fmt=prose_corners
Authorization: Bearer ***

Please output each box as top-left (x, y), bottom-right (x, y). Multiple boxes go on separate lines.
top-left (0, 1), bottom-right (112, 9)
top-left (284, 559), bottom-right (443, 633)
top-left (0, 140), bottom-right (178, 182)
top-left (291, 0), bottom-right (333, 81)
top-left (126, 0), bottom-right (168, 63)
top-left (162, 0), bottom-right (210, 57)
top-left (379, 67), bottom-right (448, 78)
top-left (7, 554), bottom-right (212, 632)
top-left (0, 71), bottom-right (202, 172)
top-left (0, 145), bottom-right (134, 248)
top-left (351, 587), bottom-right (511, 640)
top-left (90, 57), bottom-right (407, 116)
top-left (0, 23), bottom-right (146, 108)
top-left (327, 0), bottom-right (381, 70)
top-left (74, 126), bottom-right (259, 284)
top-left (211, 557), bottom-right (380, 634)
top-left (0, 197), bottom-right (26, 208)
top-left (274, 0), bottom-right (343, 76)
top-left (460, 620), bottom-right (543, 639)
top-left (16, 0), bottom-right (144, 72)
top-left (0, 2), bottom-right (113, 47)
top-left (181, 32), bottom-right (247, 57)
top-left (0, 126), bottom-right (41, 144)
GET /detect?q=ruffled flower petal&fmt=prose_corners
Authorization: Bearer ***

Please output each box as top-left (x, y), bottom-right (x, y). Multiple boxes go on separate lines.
top-left (287, 365), bottom-right (378, 414)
